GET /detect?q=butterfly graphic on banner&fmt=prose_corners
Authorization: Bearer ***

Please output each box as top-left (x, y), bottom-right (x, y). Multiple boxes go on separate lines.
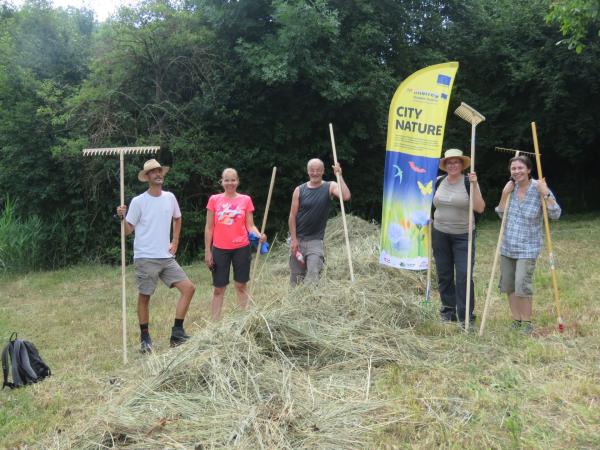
top-left (417, 180), bottom-right (433, 195)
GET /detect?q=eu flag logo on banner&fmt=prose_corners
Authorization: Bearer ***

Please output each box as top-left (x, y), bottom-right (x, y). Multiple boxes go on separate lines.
top-left (437, 74), bottom-right (451, 86)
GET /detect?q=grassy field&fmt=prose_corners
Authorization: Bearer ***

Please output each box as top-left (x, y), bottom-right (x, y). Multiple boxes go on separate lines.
top-left (1, 215), bottom-right (599, 448)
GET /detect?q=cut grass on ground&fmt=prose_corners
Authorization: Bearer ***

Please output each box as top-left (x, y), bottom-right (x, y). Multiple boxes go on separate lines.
top-left (1, 215), bottom-right (599, 448)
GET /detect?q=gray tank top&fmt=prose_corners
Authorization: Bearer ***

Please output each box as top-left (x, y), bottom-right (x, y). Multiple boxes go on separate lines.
top-left (296, 182), bottom-right (331, 240)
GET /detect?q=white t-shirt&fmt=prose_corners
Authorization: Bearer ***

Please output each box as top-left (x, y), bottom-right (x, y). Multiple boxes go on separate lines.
top-left (125, 191), bottom-right (181, 259)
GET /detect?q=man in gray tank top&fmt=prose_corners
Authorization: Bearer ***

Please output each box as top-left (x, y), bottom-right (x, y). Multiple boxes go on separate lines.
top-left (288, 158), bottom-right (351, 285)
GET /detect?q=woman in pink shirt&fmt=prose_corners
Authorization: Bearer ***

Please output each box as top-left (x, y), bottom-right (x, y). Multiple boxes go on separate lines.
top-left (205, 168), bottom-right (265, 320)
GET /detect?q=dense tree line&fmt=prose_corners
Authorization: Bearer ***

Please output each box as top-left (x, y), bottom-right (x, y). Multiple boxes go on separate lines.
top-left (0, 0), bottom-right (599, 270)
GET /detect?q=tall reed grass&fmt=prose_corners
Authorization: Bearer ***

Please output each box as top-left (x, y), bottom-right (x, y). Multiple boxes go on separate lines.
top-left (0, 197), bottom-right (44, 273)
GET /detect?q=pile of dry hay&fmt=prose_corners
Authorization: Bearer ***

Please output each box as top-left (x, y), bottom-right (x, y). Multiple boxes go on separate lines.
top-left (78, 215), bottom-right (436, 449)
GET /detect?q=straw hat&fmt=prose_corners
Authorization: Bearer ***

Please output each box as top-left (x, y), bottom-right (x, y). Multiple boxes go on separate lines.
top-left (439, 149), bottom-right (471, 171)
top-left (138, 159), bottom-right (169, 182)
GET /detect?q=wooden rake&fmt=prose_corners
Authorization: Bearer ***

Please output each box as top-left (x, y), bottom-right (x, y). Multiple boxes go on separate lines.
top-left (531, 123), bottom-right (564, 333)
top-left (329, 123), bottom-right (355, 282)
top-left (479, 148), bottom-right (522, 336)
top-left (425, 223), bottom-right (432, 302)
top-left (82, 146), bottom-right (160, 364)
top-left (249, 167), bottom-right (277, 299)
top-left (454, 102), bottom-right (485, 331)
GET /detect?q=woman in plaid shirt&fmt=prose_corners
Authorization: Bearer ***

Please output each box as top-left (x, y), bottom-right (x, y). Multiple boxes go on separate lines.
top-left (495, 155), bottom-right (561, 334)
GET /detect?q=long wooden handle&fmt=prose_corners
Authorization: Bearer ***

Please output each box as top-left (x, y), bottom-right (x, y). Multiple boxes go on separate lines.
top-left (531, 122), bottom-right (563, 332)
top-left (479, 194), bottom-right (511, 336)
top-left (119, 152), bottom-right (127, 365)
top-left (479, 151), bottom-right (520, 336)
top-left (464, 123), bottom-right (476, 331)
top-left (250, 167), bottom-right (277, 296)
top-left (329, 123), bottom-right (355, 282)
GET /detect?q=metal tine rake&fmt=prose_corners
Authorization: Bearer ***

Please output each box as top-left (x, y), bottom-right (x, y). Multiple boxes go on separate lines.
top-left (83, 146), bottom-right (160, 364)
top-left (479, 147), bottom-right (523, 336)
top-left (454, 102), bottom-right (485, 331)
top-left (495, 146), bottom-right (537, 156)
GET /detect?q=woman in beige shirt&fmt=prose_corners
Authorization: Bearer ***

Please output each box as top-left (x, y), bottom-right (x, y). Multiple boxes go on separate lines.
top-left (431, 149), bottom-right (485, 324)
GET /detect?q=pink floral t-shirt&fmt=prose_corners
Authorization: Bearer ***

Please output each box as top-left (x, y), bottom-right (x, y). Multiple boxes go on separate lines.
top-left (207, 193), bottom-right (254, 249)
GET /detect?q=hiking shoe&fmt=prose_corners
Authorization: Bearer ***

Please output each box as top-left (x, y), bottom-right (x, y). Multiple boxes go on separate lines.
top-left (140, 334), bottom-right (153, 354)
top-left (170, 326), bottom-right (190, 347)
top-left (440, 314), bottom-right (458, 322)
top-left (521, 322), bottom-right (533, 335)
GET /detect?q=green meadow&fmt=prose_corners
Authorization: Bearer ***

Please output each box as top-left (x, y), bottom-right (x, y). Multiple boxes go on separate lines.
top-left (1, 215), bottom-right (599, 449)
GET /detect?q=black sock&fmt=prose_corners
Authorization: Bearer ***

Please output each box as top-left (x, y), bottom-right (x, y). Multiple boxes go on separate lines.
top-left (174, 318), bottom-right (184, 328)
top-left (140, 323), bottom-right (149, 335)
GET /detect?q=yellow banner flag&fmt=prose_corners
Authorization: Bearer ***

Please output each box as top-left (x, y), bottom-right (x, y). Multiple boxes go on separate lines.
top-left (380, 62), bottom-right (458, 270)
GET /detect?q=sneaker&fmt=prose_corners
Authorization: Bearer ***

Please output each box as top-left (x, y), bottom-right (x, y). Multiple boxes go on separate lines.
top-left (170, 326), bottom-right (190, 347)
top-left (140, 334), bottom-right (153, 354)
top-left (521, 322), bottom-right (533, 335)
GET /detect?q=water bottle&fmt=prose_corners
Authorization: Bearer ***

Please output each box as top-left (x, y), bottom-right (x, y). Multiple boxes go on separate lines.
top-left (295, 250), bottom-right (305, 267)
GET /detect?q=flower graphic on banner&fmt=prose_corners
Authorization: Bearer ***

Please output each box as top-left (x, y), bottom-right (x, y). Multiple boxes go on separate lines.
top-left (410, 210), bottom-right (430, 255)
top-left (388, 223), bottom-right (411, 251)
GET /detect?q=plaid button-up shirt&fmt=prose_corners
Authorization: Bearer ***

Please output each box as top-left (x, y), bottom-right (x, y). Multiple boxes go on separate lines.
top-left (495, 179), bottom-right (561, 259)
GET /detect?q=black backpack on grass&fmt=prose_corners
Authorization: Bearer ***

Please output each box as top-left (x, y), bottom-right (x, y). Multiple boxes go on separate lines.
top-left (2, 332), bottom-right (51, 389)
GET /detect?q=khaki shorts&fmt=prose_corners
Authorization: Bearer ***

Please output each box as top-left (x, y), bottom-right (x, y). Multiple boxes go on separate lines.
top-left (499, 256), bottom-right (537, 297)
top-left (134, 258), bottom-right (189, 295)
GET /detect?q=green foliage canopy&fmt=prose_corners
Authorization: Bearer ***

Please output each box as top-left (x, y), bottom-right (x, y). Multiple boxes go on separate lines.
top-left (0, 0), bottom-right (599, 271)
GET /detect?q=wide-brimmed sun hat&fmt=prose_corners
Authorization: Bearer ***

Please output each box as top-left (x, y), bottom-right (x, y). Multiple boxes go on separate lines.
top-left (138, 159), bottom-right (169, 182)
top-left (439, 148), bottom-right (471, 172)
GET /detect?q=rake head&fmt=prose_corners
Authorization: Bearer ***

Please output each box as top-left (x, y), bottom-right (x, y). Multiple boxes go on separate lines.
top-left (454, 102), bottom-right (485, 126)
top-left (495, 146), bottom-right (537, 156)
top-left (82, 146), bottom-right (160, 157)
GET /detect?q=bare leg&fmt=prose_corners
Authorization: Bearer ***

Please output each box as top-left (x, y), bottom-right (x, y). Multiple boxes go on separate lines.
top-left (517, 296), bottom-right (533, 321)
top-left (508, 293), bottom-right (520, 320)
top-left (211, 286), bottom-right (226, 321)
top-left (138, 294), bottom-right (151, 324)
top-left (234, 281), bottom-right (248, 310)
top-left (172, 279), bottom-right (195, 319)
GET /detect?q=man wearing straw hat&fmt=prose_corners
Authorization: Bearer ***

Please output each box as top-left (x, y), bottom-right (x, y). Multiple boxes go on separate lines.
top-left (288, 158), bottom-right (351, 286)
top-left (116, 159), bottom-right (196, 353)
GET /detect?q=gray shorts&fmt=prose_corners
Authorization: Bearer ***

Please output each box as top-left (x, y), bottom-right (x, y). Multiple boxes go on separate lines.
top-left (134, 258), bottom-right (189, 295)
top-left (499, 256), bottom-right (537, 297)
top-left (289, 239), bottom-right (325, 286)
